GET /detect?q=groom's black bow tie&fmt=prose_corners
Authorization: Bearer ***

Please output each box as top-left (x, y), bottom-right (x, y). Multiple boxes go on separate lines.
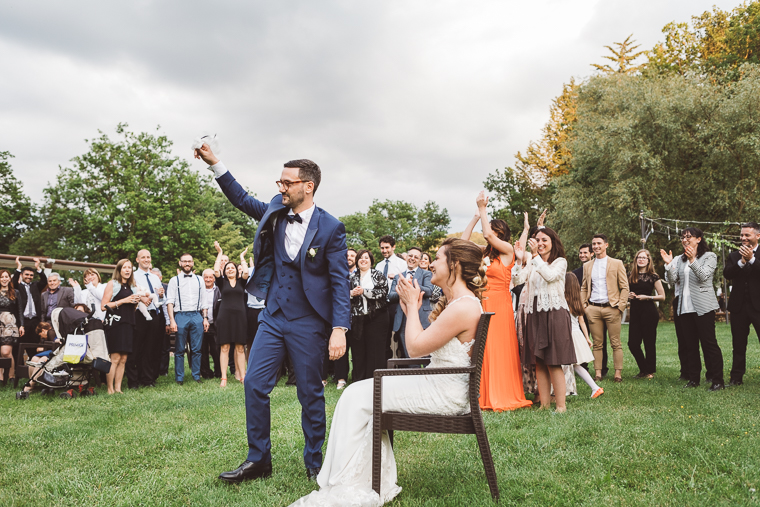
top-left (184, 274), bottom-right (193, 278)
top-left (285, 213), bottom-right (303, 224)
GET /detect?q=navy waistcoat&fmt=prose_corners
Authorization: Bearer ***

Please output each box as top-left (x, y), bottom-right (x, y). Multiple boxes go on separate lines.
top-left (267, 216), bottom-right (316, 321)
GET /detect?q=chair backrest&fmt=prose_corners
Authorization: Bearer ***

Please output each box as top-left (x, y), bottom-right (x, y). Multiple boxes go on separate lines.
top-left (468, 312), bottom-right (494, 414)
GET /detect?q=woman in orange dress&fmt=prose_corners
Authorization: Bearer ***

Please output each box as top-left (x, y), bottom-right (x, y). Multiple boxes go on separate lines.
top-left (462, 192), bottom-right (533, 411)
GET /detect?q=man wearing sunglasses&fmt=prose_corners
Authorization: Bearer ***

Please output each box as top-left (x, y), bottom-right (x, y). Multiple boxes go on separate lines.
top-left (194, 144), bottom-right (350, 485)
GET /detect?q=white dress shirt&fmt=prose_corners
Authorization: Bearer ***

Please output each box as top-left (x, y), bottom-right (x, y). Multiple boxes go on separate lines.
top-left (166, 274), bottom-right (208, 313)
top-left (73, 282), bottom-right (106, 320)
top-left (284, 204), bottom-right (316, 260)
top-left (204, 287), bottom-right (216, 323)
top-left (738, 245), bottom-right (758, 267)
top-left (681, 261), bottom-right (695, 314)
top-left (589, 256), bottom-right (609, 304)
top-left (134, 267), bottom-right (163, 311)
top-left (376, 255), bottom-right (407, 279)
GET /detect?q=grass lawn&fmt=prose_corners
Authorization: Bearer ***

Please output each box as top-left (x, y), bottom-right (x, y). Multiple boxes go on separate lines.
top-left (1, 322), bottom-right (758, 507)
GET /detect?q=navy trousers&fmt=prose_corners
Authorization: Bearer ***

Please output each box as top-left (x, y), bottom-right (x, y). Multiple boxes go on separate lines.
top-left (245, 307), bottom-right (329, 468)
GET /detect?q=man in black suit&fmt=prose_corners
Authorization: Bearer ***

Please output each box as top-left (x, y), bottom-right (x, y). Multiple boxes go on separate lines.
top-left (11, 257), bottom-right (47, 343)
top-left (40, 273), bottom-right (75, 322)
top-left (724, 222), bottom-right (760, 386)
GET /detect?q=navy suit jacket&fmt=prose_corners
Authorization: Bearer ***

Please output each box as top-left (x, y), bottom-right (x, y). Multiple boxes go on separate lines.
top-left (388, 268), bottom-right (433, 332)
top-left (215, 170), bottom-right (350, 329)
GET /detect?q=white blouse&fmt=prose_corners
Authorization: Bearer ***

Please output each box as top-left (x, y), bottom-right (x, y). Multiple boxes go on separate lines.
top-left (526, 256), bottom-right (569, 314)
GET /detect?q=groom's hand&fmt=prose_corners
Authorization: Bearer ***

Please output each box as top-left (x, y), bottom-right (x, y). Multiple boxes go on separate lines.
top-left (194, 143), bottom-right (220, 166)
top-left (328, 328), bottom-right (346, 360)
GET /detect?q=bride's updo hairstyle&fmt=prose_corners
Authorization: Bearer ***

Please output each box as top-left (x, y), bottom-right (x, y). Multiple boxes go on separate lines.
top-left (429, 238), bottom-right (488, 323)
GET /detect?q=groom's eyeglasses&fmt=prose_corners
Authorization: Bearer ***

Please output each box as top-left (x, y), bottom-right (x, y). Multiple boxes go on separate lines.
top-left (276, 179), bottom-right (305, 190)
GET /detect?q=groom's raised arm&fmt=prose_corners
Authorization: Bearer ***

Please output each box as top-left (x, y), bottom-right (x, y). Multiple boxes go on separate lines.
top-left (195, 144), bottom-right (268, 221)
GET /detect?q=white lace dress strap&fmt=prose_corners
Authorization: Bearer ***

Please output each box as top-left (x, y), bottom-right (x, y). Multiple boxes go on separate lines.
top-left (447, 294), bottom-right (483, 312)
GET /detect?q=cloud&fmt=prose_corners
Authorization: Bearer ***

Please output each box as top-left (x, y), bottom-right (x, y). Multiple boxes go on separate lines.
top-left (0, 0), bottom-right (743, 232)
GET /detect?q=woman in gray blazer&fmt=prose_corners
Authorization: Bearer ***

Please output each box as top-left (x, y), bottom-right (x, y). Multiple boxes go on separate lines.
top-left (660, 227), bottom-right (724, 391)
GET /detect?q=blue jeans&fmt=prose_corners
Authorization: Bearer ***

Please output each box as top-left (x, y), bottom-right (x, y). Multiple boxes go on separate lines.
top-left (174, 312), bottom-right (203, 382)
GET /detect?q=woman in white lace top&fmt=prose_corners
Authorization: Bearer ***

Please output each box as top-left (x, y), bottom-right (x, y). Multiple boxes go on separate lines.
top-left (524, 227), bottom-right (576, 412)
top-left (291, 238), bottom-right (487, 506)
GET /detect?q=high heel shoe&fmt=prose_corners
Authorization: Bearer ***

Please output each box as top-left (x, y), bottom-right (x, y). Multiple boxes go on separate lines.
top-left (221, 378), bottom-right (227, 387)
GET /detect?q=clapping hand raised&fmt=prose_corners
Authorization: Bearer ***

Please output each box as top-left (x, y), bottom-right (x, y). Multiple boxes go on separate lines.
top-left (476, 191), bottom-right (489, 209)
top-left (68, 278), bottom-right (80, 289)
top-left (214, 241), bottom-right (223, 254)
top-left (537, 209), bottom-right (547, 228)
top-left (660, 249), bottom-right (673, 264)
top-left (739, 245), bottom-right (754, 262)
top-left (396, 276), bottom-right (423, 316)
top-left (528, 237), bottom-right (539, 258)
top-left (684, 244), bottom-right (696, 262)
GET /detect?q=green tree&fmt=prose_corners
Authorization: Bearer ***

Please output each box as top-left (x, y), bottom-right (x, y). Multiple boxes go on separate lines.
top-left (341, 199), bottom-right (450, 260)
top-left (647, 2), bottom-right (760, 78)
top-left (591, 34), bottom-right (647, 75)
top-left (551, 67), bottom-right (760, 265)
top-left (11, 124), bottom-right (256, 276)
top-left (0, 151), bottom-right (35, 253)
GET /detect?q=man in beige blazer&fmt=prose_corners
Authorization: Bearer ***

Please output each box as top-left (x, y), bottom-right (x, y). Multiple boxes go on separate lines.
top-left (581, 234), bottom-right (629, 382)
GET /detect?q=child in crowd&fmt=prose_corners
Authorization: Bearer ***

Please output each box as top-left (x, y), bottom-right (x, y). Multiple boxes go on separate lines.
top-left (565, 274), bottom-right (604, 399)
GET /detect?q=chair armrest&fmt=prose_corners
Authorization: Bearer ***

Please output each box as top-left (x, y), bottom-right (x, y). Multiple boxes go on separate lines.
top-left (386, 357), bottom-right (431, 368)
top-left (374, 366), bottom-right (474, 378)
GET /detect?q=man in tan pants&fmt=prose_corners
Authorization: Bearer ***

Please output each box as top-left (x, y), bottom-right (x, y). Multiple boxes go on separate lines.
top-left (581, 234), bottom-right (629, 382)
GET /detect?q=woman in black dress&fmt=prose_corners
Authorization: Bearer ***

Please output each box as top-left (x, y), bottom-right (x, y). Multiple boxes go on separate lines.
top-left (214, 242), bottom-right (249, 387)
top-left (101, 259), bottom-right (145, 394)
top-left (627, 249), bottom-right (665, 379)
top-left (0, 269), bottom-right (23, 384)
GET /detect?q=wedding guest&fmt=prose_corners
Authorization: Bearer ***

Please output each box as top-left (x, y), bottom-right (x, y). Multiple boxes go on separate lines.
top-left (627, 250), bottom-right (665, 379)
top-left (572, 243), bottom-right (605, 374)
top-left (69, 268), bottom-right (106, 319)
top-left (419, 252), bottom-right (443, 303)
top-left (0, 269), bottom-right (23, 384)
top-left (512, 212), bottom-right (540, 396)
top-left (388, 247), bottom-right (433, 357)
top-left (525, 227), bottom-right (576, 412)
top-left (15, 322), bottom-right (60, 398)
top-left (12, 257), bottom-right (47, 351)
top-left (152, 267), bottom-right (172, 376)
top-left (461, 191), bottom-right (532, 411)
top-left (245, 266), bottom-right (266, 364)
top-left (565, 274), bottom-right (604, 398)
top-left (166, 253), bottom-right (209, 385)
top-left (347, 248), bottom-right (357, 277)
top-left (376, 236), bottom-right (407, 358)
top-left (323, 249), bottom-right (358, 388)
top-left (349, 249), bottom-right (389, 382)
top-left (724, 222), bottom-right (760, 386)
top-left (201, 269), bottom-right (222, 379)
top-left (101, 259), bottom-right (143, 394)
top-left (40, 273), bottom-right (75, 322)
top-left (213, 242), bottom-right (249, 387)
top-left (129, 249), bottom-right (165, 389)
top-left (580, 234), bottom-right (629, 383)
top-left (661, 227), bottom-right (724, 390)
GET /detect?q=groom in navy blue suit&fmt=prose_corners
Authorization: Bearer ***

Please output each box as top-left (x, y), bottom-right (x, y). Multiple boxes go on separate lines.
top-left (194, 145), bottom-right (350, 483)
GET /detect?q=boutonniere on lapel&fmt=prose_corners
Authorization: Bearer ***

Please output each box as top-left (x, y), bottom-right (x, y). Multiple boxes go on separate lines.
top-left (308, 247), bottom-right (319, 261)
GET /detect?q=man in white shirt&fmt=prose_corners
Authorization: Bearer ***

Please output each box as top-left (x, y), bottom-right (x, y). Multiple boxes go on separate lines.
top-left (166, 253), bottom-right (209, 385)
top-left (128, 249), bottom-right (165, 389)
top-left (375, 236), bottom-right (407, 359)
top-left (580, 234), bottom-right (629, 382)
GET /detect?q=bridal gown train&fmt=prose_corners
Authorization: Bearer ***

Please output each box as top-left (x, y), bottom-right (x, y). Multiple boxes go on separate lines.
top-left (290, 295), bottom-right (480, 507)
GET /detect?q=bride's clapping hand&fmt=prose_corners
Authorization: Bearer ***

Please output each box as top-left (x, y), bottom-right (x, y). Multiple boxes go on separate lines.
top-left (396, 277), bottom-right (423, 316)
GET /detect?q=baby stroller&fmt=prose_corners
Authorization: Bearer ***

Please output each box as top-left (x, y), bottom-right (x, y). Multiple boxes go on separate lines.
top-left (17, 307), bottom-right (111, 400)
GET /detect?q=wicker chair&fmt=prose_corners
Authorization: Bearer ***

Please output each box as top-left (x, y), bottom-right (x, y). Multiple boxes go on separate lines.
top-left (371, 312), bottom-right (498, 500)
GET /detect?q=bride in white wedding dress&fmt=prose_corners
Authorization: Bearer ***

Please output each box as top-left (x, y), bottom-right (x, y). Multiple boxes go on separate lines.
top-left (291, 238), bottom-right (488, 507)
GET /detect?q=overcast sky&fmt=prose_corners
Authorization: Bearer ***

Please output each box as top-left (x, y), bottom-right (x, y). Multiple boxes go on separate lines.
top-left (0, 0), bottom-right (742, 232)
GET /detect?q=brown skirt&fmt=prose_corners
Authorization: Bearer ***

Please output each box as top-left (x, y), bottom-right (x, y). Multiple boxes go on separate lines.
top-left (524, 302), bottom-right (576, 366)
